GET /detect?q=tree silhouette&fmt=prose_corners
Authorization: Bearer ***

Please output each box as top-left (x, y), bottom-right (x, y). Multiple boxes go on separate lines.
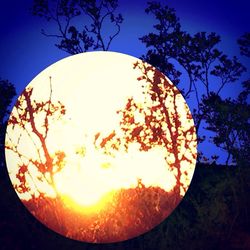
top-left (1, 2), bottom-right (250, 247)
top-left (200, 85), bottom-right (250, 166)
top-left (238, 32), bottom-right (250, 57)
top-left (5, 77), bottom-right (66, 199)
top-left (200, 32), bottom-right (250, 166)
top-left (32, 0), bottom-right (123, 54)
top-left (30, 1), bottom-right (249, 167)
top-left (139, 1), bottom-right (247, 164)
top-left (94, 61), bottom-right (197, 196)
top-left (0, 79), bottom-right (16, 168)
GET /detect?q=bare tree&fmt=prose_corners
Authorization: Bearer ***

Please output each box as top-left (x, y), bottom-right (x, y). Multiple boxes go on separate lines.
top-left (94, 61), bottom-right (197, 196)
top-left (139, 2), bottom-right (247, 164)
top-left (5, 77), bottom-right (66, 198)
top-left (32, 0), bottom-right (123, 54)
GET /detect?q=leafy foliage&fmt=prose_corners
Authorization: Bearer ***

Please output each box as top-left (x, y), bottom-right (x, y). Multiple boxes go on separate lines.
top-left (0, 79), bottom-right (16, 124)
top-left (23, 183), bottom-right (181, 243)
top-left (1, 2), bottom-right (249, 248)
top-left (200, 82), bottom-right (250, 165)
top-left (238, 32), bottom-right (250, 57)
top-left (0, 79), bottom-right (16, 167)
top-left (1, 163), bottom-right (249, 249)
top-left (139, 2), bottom-right (248, 164)
top-left (159, 164), bottom-right (250, 250)
top-left (5, 81), bottom-right (66, 197)
top-left (93, 61), bottom-right (197, 196)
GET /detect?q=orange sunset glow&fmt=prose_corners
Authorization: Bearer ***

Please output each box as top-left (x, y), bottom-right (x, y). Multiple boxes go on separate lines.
top-left (5, 52), bottom-right (197, 243)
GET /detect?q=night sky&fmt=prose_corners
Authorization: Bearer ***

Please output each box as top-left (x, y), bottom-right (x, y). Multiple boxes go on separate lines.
top-left (1, 0), bottom-right (249, 164)
top-left (0, 0), bottom-right (250, 248)
top-left (1, 0), bottom-right (249, 94)
top-left (1, 0), bottom-right (250, 164)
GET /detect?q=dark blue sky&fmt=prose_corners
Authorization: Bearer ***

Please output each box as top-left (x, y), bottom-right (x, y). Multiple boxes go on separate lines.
top-left (1, 0), bottom-right (249, 164)
top-left (1, 0), bottom-right (249, 93)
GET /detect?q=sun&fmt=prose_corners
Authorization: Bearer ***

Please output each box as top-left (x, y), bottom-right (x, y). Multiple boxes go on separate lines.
top-left (5, 51), bottom-right (197, 243)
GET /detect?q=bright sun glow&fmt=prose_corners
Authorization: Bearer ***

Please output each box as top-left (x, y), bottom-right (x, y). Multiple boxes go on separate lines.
top-left (54, 140), bottom-right (176, 206)
top-left (5, 51), bottom-right (197, 242)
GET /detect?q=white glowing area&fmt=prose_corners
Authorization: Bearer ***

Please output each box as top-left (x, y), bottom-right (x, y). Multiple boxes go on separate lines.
top-left (5, 51), bottom-right (196, 209)
top-left (54, 142), bottom-right (176, 206)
